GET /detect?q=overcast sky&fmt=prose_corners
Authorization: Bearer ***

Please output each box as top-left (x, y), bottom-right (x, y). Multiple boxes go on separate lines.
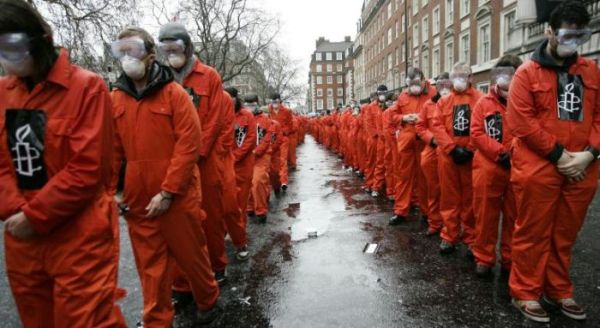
top-left (258, 0), bottom-right (364, 84)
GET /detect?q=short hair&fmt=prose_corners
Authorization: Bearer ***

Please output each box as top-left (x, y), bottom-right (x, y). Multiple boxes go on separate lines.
top-left (0, 0), bottom-right (56, 76)
top-left (549, 0), bottom-right (590, 31)
top-left (452, 62), bottom-right (472, 75)
top-left (495, 54), bottom-right (523, 70)
top-left (118, 26), bottom-right (156, 55)
top-left (407, 67), bottom-right (424, 80)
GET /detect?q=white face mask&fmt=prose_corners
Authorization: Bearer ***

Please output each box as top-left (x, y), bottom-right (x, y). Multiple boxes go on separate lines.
top-left (271, 102), bottom-right (280, 109)
top-left (0, 56), bottom-right (34, 77)
top-left (409, 85), bottom-right (422, 95)
top-left (167, 53), bottom-right (186, 69)
top-left (556, 42), bottom-right (578, 58)
top-left (121, 55), bottom-right (146, 80)
top-left (439, 88), bottom-right (451, 97)
top-left (452, 78), bottom-right (468, 92)
top-left (378, 95), bottom-right (386, 102)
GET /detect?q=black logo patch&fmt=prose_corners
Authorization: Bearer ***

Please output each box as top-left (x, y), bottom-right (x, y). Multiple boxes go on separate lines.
top-left (452, 104), bottom-right (471, 136)
top-left (557, 73), bottom-right (584, 122)
top-left (257, 126), bottom-right (267, 144)
top-left (185, 87), bottom-right (201, 109)
top-left (235, 124), bottom-right (248, 148)
top-left (5, 109), bottom-right (48, 190)
top-left (484, 113), bottom-right (503, 143)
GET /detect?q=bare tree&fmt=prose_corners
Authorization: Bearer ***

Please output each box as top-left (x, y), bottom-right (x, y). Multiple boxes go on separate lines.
top-left (257, 44), bottom-right (306, 103)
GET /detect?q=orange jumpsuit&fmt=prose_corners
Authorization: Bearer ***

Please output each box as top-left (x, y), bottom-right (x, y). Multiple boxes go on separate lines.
top-left (430, 87), bottom-right (483, 246)
top-left (251, 113), bottom-right (273, 215)
top-left (183, 60), bottom-right (237, 273)
top-left (363, 101), bottom-right (382, 190)
top-left (233, 107), bottom-right (257, 247)
top-left (471, 89), bottom-right (516, 269)
top-left (0, 49), bottom-right (126, 328)
top-left (270, 120), bottom-right (284, 191)
top-left (112, 62), bottom-right (218, 327)
top-left (382, 107), bottom-right (398, 197)
top-left (507, 47), bottom-right (600, 301)
top-left (415, 97), bottom-right (443, 232)
top-left (269, 105), bottom-right (293, 185)
top-left (288, 116), bottom-right (299, 170)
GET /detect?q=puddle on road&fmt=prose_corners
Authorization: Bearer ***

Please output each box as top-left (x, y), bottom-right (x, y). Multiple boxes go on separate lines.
top-left (284, 202), bottom-right (300, 218)
top-left (288, 197), bottom-right (345, 242)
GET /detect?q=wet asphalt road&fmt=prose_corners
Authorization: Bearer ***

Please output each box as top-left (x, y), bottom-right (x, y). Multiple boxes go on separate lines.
top-left (1, 134), bottom-right (600, 328)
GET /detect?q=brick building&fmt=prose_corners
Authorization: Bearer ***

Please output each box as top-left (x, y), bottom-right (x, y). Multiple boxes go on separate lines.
top-left (307, 37), bottom-right (354, 113)
top-left (351, 0), bottom-right (600, 99)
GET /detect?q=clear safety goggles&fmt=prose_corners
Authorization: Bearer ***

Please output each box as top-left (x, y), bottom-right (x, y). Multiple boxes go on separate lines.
top-left (449, 72), bottom-right (469, 81)
top-left (157, 39), bottom-right (186, 55)
top-left (406, 77), bottom-right (422, 87)
top-left (0, 33), bottom-right (32, 62)
top-left (111, 37), bottom-right (147, 60)
top-left (491, 67), bottom-right (515, 87)
top-left (555, 28), bottom-right (592, 45)
top-left (436, 79), bottom-right (453, 90)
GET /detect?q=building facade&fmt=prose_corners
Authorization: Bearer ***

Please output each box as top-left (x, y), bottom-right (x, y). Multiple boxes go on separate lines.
top-left (351, 0), bottom-right (600, 97)
top-left (307, 37), bottom-right (354, 113)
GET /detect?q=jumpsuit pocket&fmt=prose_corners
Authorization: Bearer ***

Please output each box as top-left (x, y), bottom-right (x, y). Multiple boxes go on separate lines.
top-left (46, 118), bottom-right (75, 164)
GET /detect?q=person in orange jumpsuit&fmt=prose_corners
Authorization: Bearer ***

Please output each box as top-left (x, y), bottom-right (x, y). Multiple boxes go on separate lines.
top-left (382, 97), bottom-right (399, 200)
top-left (363, 88), bottom-right (387, 195)
top-left (471, 57), bottom-right (522, 278)
top-left (430, 62), bottom-right (483, 254)
top-left (268, 93), bottom-right (293, 190)
top-left (270, 118), bottom-right (284, 194)
top-left (415, 73), bottom-right (452, 236)
top-left (288, 114), bottom-right (299, 170)
top-left (226, 87), bottom-right (256, 261)
top-left (158, 23), bottom-right (236, 285)
top-left (390, 69), bottom-right (436, 225)
top-left (0, 3), bottom-right (126, 326)
top-left (110, 27), bottom-right (220, 327)
top-left (507, 2), bottom-right (599, 322)
top-left (250, 102), bottom-right (274, 223)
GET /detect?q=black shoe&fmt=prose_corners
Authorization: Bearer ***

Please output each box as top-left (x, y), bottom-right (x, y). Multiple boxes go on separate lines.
top-left (421, 215), bottom-right (428, 223)
top-left (439, 240), bottom-right (456, 254)
top-left (214, 270), bottom-right (227, 286)
top-left (389, 215), bottom-right (405, 226)
top-left (475, 264), bottom-right (492, 278)
top-left (172, 290), bottom-right (194, 314)
top-left (465, 246), bottom-right (475, 260)
top-left (257, 214), bottom-right (267, 224)
top-left (281, 184), bottom-right (288, 191)
top-left (247, 211), bottom-right (256, 217)
top-left (136, 321), bottom-right (143, 328)
top-left (196, 301), bottom-right (223, 325)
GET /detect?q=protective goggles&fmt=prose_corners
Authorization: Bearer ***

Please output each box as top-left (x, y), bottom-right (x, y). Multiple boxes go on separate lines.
top-left (406, 77), bottom-right (422, 86)
top-left (555, 28), bottom-right (592, 45)
top-left (449, 72), bottom-right (469, 80)
top-left (491, 67), bottom-right (515, 87)
top-left (0, 33), bottom-right (32, 62)
top-left (157, 39), bottom-right (186, 55)
top-left (436, 79), bottom-right (453, 90)
top-left (111, 37), bottom-right (147, 60)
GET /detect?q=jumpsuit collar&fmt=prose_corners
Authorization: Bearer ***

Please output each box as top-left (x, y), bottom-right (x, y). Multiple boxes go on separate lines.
top-left (113, 61), bottom-right (174, 100)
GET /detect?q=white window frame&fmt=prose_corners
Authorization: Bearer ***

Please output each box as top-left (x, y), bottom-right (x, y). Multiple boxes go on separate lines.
top-left (433, 6), bottom-right (440, 35)
top-left (337, 75), bottom-right (343, 84)
top-left (413, 0), bottom-right (419, 15)
top-left (316, 89), bottom-right (323, 97)
top-left (317, 99), bottom-right (324, 110)
top-left (326, 52), bottom-right (332, 61)
top-left (478, 17), bottom-right (491, 64)
top-left (316, 76), bottom-right (323, 84)
top-left (315, 53), bottom-right (322, 61)
top-left (327, 88), bottom-right (333, 97)
top-left (459, 31), bottom-right (470, 63)
top-left (327, 64), bottom-right (333, 72)
top-left (327, 98), bottom-right (334, 109)
top-left (501, 9), bottom-right (520, 53)
top-left (422, 15), bottom-right (429, 42)
top-left (445, 0), bottom-right (454, 27)
top-left (388, 27), bottom-right (393, 46)
top-left (413, 23), bottom-right (419, 48)
top-left (316, 64), bottom-right (322, 73)
top-left (337, 88), bottom-right (344, 97)
top-left (432, 46), bottom-right (440, 77)
top-left (337, 63), bottom-right (343, 72)
top-left (445, 38), bottom-right (454, 72)
top-left (327, 75), bottom-right (333, 84)
top-left (422, 50), bottom-right (430, 78)
top-left (460, 0), bottom-right (470, 18)
top-left (336, 52), bottom-right (343, 60)
top-left (477, 82), bottom-right (490, 94)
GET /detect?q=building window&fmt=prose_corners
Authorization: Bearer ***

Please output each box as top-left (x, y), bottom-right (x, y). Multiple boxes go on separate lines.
top-left (401, 42), bottom-right (406, 62)
top-left (316, 89), bottom-right (323, 97)
top-left (326, 52), bottom-right (332, 61)
top-left (460, 0), bottom-right (469, 18)
top-left (316, 76), bottom-right (323, 84)
top-left (413, 23), bottom-right (419, 48)
top-left (387, 2), bottom-right (392, 19)
top-left (422, 50), bottom-right (429, 78)
top-left (433, 6), bottom-right (440, 35)
top-left (445, 39), bottom-right (454, 71)
top-left (395, 20), bottom-right (399, 39)
top-left (395, 47), bottom-right (400, 65)
top-left (478, 20), bottom-right (491, 64)
top-left (317, 99), bottom-right (324, 110)
top-left (327, 75), bottom-right (333, 84)
top-left (336, 52), bottom-right (343, 60)
top-left (388, 53), bottom-right (393, 71)
top-left (316, 64), bottom-right (322, 73)
top-left (422, 0), bottom-right (428, 7)
top-left (502, 10), bottom-right (520, 52)
top-left (401, 14), bottom-right (406, 33)
top-left (459, 32), bottom-right (469, 63)
top-left (388, 27), bottom-right (393, 46)
top-left (327, 88), bottom-right (333, 96)
top-left (315, 53), bottom-right (322, 61)
top-left (327, 98), bottom-right (334, 109)
top-left (422, 16), bottom-right (429, 42)
top-left (337, 75), bottom-right (343, 84)
top-left (413, 0), bottom-right (419, 15)
top-left (446, 0), bottom-right (454, 27)
top-left (477, 82), bottom-right (490, 93)
top-left (433, 47), bottom-right (440, 77)
top-left (337, 88), bottom-right (343, 97)
top-left (327, 64), bottom-right (333, 72)
top-left (337, 63), bottom-right (343, 72)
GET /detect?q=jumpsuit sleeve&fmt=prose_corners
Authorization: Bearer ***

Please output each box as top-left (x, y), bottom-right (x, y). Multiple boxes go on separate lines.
top-left (365, 106), bottom-right (378, 138)
top-left (588, 65), bottom-right (600, 150)
top-left (160, 88), bottom-right (201, 195)
top-left (507, 68), bottom-right (561, 161)
top-left (471, 98), bottom-right (506, 161)
top-left (198, 72), bottom-right (225, 158)
top-left (430, 97), bottom-right (457, 154)
top-left (22, 86), bottom-right (114, 234)
top-left (254, 120), bottom-right (271, 157)
top-left (109, 108), bottom-right (125, 196)
top-left (416, 102), bottom-right (434, 145)
top-left (234, 113), bottom-right (257, 162)
top-left (0, 131), bottom-right (27, 220)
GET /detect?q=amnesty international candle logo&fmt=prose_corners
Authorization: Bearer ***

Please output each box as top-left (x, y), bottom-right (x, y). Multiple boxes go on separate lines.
top-left (185, 87), bottom-right (201, 109)
top-left (557, 73), bottom-right (584, 122)
top-left (452, 104), bottom-right (471, 136)
top-left (484, 113), bottom-right (503, 143)
top-left (235, 124), bottom-right (248, 148)
top-left (5, 109), bottom-right (48, 190)
top-left (257, 126), bottom-right (267, 144)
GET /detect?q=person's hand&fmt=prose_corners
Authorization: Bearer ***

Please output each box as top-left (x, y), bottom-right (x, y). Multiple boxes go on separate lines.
top-left (145, 191), bottom-right (173, 218)
top-left (497, 152), bottom-right (511, 170)
top-left (450, 146), bottom-right (474, 165)
top-left (5, 212), bottom-right (35, 239)
top-left (557, 151), bottom-right (594, 182)
top-left (402, 114), bottom-right (418, 123)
